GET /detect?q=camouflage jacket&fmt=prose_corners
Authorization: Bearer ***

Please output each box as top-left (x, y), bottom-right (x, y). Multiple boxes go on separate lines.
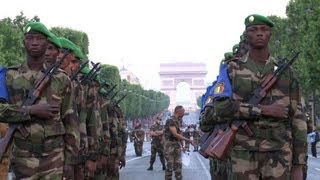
top-left (107, 103), bottom-right (122, 158)
top-left (133, 128), bottom-right (145, 142)
top-left (149, 123), bottom-right (164, 144)
top-left (214, 53), bottom-right (307, 165)
top-left (85, 81), bottom-right (102, 158)
top-left (0, 61), bottom-right (77, 163)
top-left (99, 95), bottom-right (111, 156)
top-left (164, 116), bottom-right (181, 142)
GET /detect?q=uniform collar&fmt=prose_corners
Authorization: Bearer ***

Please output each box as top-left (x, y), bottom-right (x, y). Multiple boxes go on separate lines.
top-left (239, 52), bottom-right (278, 66)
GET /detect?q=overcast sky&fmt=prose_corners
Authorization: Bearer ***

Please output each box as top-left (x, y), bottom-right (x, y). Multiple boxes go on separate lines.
top-left (0, 0), bottom-right (289, 90)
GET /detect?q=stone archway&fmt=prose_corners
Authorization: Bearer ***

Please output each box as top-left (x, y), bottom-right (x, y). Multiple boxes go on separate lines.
top-left (159, 62), bottom-right (207, 111)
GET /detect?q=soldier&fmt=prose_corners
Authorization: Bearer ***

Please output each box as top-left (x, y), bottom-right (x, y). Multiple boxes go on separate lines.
top-left (56, 37), bottom-right (83, 179)
top-left (214, 14), bottom-right (307, 179)
top-left (163, 105), bottom-right (193, 180)
top-left (147, 117), bottom-right (166, 171)
top-left (106, 98), bottom-right (122, 180)
top-left (192, 125), bottom-right (201, 151)
top-left (0, 22), bottom-right (74, 179)
top-left (183, 125), bottom-right (192, 152)
top-left (132, 123), bottom-right (145, 156)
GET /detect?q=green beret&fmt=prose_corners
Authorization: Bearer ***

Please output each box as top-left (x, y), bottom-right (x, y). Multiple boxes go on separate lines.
top-left (74, 46), bottom-right (84, 60)
top-left (244, 14), bottom-right (274, 28)
top-left (80, 66), bottom-right (90, 75)
top-left (99, 88), bottom-right (107, 95)
top-left (240, 31), bottom-right (246, 42)
top-left (58, 37), bottom-right (77, 53)
top-left (47, 33), bottom-right (61, 48)
top-left (224, 52), bottom-right (234, 60)
top-left (232, 44), bottom-right (239, 55)
top-left (24, 21), bottom-right (51, 37)
top-left (95, 74), bottom-right (104, 84)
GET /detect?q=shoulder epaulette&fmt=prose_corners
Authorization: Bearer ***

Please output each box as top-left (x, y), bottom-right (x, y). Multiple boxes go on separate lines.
top-left (223, 56), bottom-right (240, 64)
top-left (7, 65), bottom-right (21, 70)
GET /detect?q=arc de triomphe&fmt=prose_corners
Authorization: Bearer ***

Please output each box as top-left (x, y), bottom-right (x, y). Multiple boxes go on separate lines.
top-left (159, 62), bottom-right (207, 111)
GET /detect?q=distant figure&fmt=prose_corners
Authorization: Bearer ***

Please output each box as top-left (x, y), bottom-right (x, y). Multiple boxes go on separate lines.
top-left (147, 117), bottom-right (166, 171)
top-left (308, 128), bottom-right (319, 158)
top-left (192, 125), bottom-right (201, 151)
top-left (183, 125), bottom-right (192, 152)
top-left (132, 123), bottom-right (145, 156)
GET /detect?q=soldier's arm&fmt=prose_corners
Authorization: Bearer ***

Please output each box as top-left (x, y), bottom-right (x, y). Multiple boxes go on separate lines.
top-left (290, 79), bottom-right (307, 165)
top-left (0, 103), bottom-right (32, 122)
top-left (214, 61), bottom-right (261, 120)
top-left (63, 79), bottom-right (80, 165)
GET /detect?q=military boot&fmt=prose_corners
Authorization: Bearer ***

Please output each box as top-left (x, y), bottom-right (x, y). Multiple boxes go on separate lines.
top-left (147, 165), bottom-right (153, 171)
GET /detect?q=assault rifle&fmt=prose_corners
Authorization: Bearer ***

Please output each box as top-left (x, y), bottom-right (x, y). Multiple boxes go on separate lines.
top-left (79, 62), bottom-right (100, 85)
top-left (70, 60), bottom-right (89, 80)
top-left (113, 94), bottom-right (128, 106)
top-left (0, 50), bottom-right (70, 161)
top-left (199, 127), bottom-right (218, 158)
top-left (210, 52), bottom-right (300, 159)
top-left (199, 124), bottom-right (226, 158)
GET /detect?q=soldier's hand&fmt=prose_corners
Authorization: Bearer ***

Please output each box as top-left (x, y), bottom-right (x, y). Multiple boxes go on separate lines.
top-left (260, 103), bottom-right (288, 118)
top-left (119, 156), bottom-right (126, 169)
top-left (85, 160), bottom-right (96, 175)
top-left (96, 155), bottom-right (103, 170)
top-left (189, 140), bottom-right (195, 146)
top-left (29, 103), bottom-right (60, 119)
top-left (63, 165), bottom-right (74, 180)
top-left (101, 155), bottom-right (108, 169)
top-left (114, 159), bottom-right (120, 173)
top-left (291, 165), bottom-right (303, 180)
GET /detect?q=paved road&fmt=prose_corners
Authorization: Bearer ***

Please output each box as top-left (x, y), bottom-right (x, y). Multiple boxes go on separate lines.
top-left (120, 141), bottom-right (210, 180)
top-left (121, 141), bottom-right (320, 180)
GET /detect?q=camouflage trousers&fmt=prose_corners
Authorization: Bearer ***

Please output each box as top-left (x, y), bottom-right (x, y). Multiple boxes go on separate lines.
top-left (209, 157), bottom-right (230, 180)
top-left (229, 148), bottom-right (292, 180)
top-left (0, 157), bottom-right (9, 180)
top-left (10, 150), bottom-right (64, 180)
top-left (106, 155), bottom-right (119, 180)
top-left (150, 142), bottom-right (165, 166)
top-left (164, 141), bottom-right (182, 180)
top-left (134, 140), bottom-right (143, 156)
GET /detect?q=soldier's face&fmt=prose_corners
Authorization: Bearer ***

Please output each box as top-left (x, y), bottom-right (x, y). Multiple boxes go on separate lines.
top-left (246, 24), bottom-right (271, 49)
top-left (60, 52), bottom-right (75, 75)
top-left (44, 42), bottom-right (60, 65)
top-left (24, 33), bottom-right (48, 58)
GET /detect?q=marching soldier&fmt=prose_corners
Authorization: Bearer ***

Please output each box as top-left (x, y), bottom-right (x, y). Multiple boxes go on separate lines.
top-left (132, 123), bottom-right (145, 156)
top-left (147, 117), bottom-right (166, 171)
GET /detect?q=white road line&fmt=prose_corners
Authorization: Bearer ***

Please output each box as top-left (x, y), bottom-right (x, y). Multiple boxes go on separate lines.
top-left (315, 168), bottom-right (320, 171)
top-left (195, 153), bottom-right (211, 180)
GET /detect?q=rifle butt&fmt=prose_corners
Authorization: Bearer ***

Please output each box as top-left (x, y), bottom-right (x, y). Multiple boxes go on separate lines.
top-left (210, 126), bottom-right (237, 159)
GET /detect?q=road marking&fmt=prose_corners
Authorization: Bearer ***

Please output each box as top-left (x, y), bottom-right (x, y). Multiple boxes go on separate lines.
top-left (195, 153), bottom-right (211, 180)
top-left (315, 168), bottom-right (320, 171)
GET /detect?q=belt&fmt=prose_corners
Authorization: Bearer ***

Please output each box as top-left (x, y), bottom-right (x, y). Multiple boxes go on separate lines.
top-left (14, 137), bottom-right (64, 154)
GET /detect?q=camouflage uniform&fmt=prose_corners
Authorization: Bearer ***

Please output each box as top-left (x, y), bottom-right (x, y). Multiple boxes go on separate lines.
top-left (73, 75), bottom-right (88, 179)
top-left (115, 105), bottom-right (128, 169)
top-left (148, 123), bottom-right (166, 169)
top-left (192, 127), bottom-right (201, 151)
top-left (84, 80), bottom-right (101, 178)
top-left (164, 116), bottom-right (183, 180)
top-left (183, 127), bottom-right (191, 151)
top-left (95, 92), bottom-right (111, 179)
top-left (132, 126), bottom-right (145, 156)
top-left (0, 123), bottom-right (9, 180)
top-left (0, 62), bottom-right (74, 179)
top-left (106, 102), bottom-right (122, 180)
top-left (215, 53), bottom-right (307, 179)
